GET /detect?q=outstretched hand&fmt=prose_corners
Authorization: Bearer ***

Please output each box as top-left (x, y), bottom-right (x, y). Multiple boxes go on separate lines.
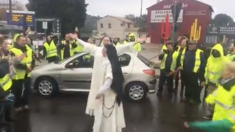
top-left (136, 36), bottom-right (146, 43)
top-left (69, 33), bottom-right (78, 40)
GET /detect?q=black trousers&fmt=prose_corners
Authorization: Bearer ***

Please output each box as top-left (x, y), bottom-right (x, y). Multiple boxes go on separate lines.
top-left (46, 56), bottom-right (58, 63)
top-left (175, 71), bottom-right (185, 94)
top-left (11, 79), bottom-right (24, 108)
top-left (22, 77), bottom-right (31, 106)
top-left (158, 70), bottom-right (174, 94)
top-left (181, 72), bottom-right (202, 103)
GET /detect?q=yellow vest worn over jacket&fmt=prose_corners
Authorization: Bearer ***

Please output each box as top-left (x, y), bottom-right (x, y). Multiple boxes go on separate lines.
top-left (25, 45), bottom-right (33, 77)
top-left (205, 44), bottom-right (230, 84)
top-left (60, 40), bottom-right (74, 60)
top-left (43, 41), bottom-right (58, 58)
top-left (206, 78), bottom-right (235, 131)
top-left (160, 51), bottom-right (179, 71)
top-left (0, 74), bottom-right (12, 92)
top-left (180, 48), bottom-right (202, 73)
top-left (73, 40), bottom-right (83, 53)
top-left (10, 47), bottom-right (31, 80)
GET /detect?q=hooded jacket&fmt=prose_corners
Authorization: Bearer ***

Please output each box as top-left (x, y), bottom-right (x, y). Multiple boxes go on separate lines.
top-left (205, 43), bottom-right (230, 84)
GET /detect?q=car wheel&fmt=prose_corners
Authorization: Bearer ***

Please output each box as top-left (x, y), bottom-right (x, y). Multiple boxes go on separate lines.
top-left (36, 77), bottom-right (58, 97)
top-left (125, 82), bottom-right (147, 101)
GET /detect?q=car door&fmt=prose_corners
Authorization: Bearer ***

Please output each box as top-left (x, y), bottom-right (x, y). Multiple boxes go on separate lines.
top-left (119, 54), bottom-right (133, 78)
top-left (61, 54), bottom-right (93, 90)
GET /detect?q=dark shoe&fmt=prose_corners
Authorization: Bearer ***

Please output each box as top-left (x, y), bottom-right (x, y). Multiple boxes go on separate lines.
top-left (189, 99), bottom-right (200, 105)
top-left (203, 115), bottom-right (213, 120)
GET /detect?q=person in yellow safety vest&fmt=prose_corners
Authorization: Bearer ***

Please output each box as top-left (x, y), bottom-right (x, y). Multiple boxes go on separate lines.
top-left (180, 40), bottom-right (206, 104)
top-left (0, 36), bottom-right (16, 123)
top-left (21, 44), bottom-right (33, 110)
top-left (10, 33), bottom-right (21, 49)
top-left (58, 34), bottom-right (78, 60)
top-left (127, 33), bottom-right (141, 52)
top-left (123, 35), bottom-right (129, 44)
top-left (113, 38), bottom-right (121, 46)
top-left (185, 62), bottom-right (235, 131)
top-left (157, 40), bottom-right (180, 97)
top-left (73, 39), bottom-right (83, 54)
top-left (203, 43), bottom-right (231, 120)
top-left (174, 37), bottom-right (187, 97)
top-left (10, 35), bottom-right (32, 112)
top-left (42, 35), bottom-right (59, 63)
top-left (227, 43), bottom-right (235, 61)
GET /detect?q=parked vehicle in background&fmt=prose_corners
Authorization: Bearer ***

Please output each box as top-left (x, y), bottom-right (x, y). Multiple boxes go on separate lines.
top-left (31, 52), bottom-right (156, 101)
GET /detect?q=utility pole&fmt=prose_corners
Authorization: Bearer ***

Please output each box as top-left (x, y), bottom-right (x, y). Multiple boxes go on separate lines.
top-left (140, 0), bottom-right (143, 17)
top-left (139, 0), bottom-right (143, 37)
top-left (9, 0), bottom-right (13, 25)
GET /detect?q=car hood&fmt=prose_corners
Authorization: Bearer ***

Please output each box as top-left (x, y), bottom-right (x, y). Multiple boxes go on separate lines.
top-left (33, 62), bottom-right (62, 72)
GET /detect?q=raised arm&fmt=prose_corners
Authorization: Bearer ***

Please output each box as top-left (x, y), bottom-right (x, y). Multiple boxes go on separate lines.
top-left (116, 37), bottom-right (146, 55)
top-left (115, 42), bottom-right (135, 55)
top-left (76, 38), bottom-right (97, 56)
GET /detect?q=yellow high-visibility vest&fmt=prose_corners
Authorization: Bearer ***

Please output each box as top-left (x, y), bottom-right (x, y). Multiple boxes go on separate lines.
top-left (60, 40), bottom-right (74, 60)
top-left (73, 40), bottom-right (83, 53)
top-left (160, 51), bottom-right (179, 71)
top-left (25, 45), bottom-right (33, 77)
top-left (10, 47), bottom-right (31, 80)
top-left (206, 82), bottom-right (235, 127)
top-left (43, 41), bottom-right (58, 58)
top-left (0, 74), bottom-right (12, 91)
top-left (180, 48), bottom-right (202, 73)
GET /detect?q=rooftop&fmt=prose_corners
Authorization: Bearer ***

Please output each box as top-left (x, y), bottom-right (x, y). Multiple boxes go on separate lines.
top-left (105, 15), bottom-right (133, 24)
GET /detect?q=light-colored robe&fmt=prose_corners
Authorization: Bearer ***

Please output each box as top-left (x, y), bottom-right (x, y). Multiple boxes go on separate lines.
top-left (92, 59), bottom-right (125, 132)
top-left (77, 39), bottom-right (134, 115)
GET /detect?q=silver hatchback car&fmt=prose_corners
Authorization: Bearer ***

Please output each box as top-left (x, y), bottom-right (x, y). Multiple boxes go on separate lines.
top-left (31, 52), bottom-right (156, 101)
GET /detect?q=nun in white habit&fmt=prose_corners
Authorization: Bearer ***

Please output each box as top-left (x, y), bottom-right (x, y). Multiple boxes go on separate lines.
top-left (69, 34), bottom-right (145, 131)
top-left (93, 43), bottom-right (125, 132)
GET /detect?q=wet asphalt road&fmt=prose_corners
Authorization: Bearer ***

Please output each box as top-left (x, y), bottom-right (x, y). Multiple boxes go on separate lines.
top-left (1, 87), bottom-right (207, 132)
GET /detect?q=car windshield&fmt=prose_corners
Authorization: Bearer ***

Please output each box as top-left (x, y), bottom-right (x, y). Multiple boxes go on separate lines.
top-left (54, 57), bottom-right (71, 64)
top-left (137, 53), bottom-right (151, 67)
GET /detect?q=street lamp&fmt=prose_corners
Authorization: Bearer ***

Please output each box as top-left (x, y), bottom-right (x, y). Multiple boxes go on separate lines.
top-left (9, 0), bottom-right (12, 25)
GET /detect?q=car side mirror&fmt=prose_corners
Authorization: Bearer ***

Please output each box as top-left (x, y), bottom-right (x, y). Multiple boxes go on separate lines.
top-left (66, 62), bottom-right (74, 68)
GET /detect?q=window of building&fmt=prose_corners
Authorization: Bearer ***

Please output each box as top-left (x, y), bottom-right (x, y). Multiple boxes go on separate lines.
top-left (108, 23), bottom-right (111, 28)
top-left (100, 23), bottom-right (103, 28)
top-left (128, 23), bottom-right (130, 28)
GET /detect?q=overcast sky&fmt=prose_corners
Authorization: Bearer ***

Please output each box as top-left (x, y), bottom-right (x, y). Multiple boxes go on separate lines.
top-left (20, 0), bottom-right (234, 18)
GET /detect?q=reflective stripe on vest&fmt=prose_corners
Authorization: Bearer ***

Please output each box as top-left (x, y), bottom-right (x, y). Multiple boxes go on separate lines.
top-left (160, 51), bottom-right (179, 71)
top-left (44, 41), bottom-right (57, 58)
top-left (0, 74), bottom-right (12, 91)
top-left (215, 100), bottom-right (234, 110)
top-left (181, 49), bottom-right (202, 73)
top-left (206, 71), bottom-right (221, 84)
